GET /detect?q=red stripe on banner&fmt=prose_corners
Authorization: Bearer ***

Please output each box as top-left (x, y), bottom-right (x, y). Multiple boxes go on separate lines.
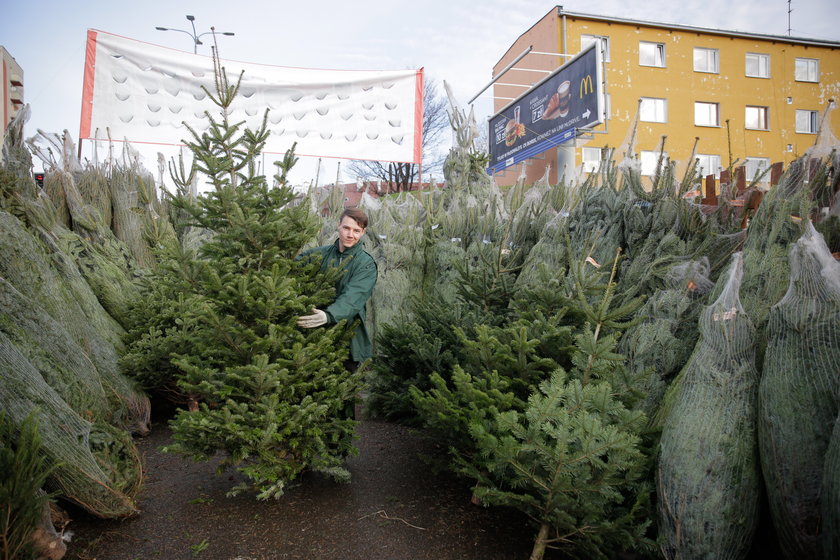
top-left (413, 68), bottom-right (424, 164)
top-left (79, 29), bottom-right (98, 140)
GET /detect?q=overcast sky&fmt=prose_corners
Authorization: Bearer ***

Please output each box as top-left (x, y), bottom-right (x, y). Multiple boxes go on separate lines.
top-left (2, 0), bottom-right (837, 185)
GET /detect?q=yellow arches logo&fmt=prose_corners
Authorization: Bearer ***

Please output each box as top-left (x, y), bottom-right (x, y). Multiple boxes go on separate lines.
top-left (579, 75), bottom-right (594, 97)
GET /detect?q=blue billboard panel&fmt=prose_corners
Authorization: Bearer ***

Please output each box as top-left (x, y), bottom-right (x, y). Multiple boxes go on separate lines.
top-left (488, 43), bottom-right (603, 175)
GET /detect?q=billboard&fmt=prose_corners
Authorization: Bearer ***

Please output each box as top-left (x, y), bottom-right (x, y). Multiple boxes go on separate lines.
top-left (488, 42), bottom-right (603, 174)
top-left (79, 30), bottom-right (423, 163)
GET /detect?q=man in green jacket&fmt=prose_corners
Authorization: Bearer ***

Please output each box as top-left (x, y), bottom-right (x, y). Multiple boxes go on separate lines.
top-left (296, 208), bottom-right (378, 370)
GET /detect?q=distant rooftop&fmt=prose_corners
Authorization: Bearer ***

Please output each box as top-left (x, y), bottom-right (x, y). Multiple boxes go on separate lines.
top-left (555, 6), bottom-right (840, 49)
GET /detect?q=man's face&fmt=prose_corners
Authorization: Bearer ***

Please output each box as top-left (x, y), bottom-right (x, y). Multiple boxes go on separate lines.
top-left (337, 216), bottom-right (366, 251)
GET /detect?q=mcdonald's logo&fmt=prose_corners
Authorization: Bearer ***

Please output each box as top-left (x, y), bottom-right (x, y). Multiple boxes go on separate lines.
top-left (579, 75), bottom-right (594, 98)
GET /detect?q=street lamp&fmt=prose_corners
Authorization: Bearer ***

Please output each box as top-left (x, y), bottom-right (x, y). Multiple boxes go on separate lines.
top-left (155, 15), bottom-right (234, 54)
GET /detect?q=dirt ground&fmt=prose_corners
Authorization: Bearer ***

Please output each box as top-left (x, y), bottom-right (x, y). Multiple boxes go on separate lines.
top-left (64, 406), bottom-right (557, 560)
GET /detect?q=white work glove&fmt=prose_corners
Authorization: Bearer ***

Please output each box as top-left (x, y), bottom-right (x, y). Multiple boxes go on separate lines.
top-left (296, 308), bottom-right (328, 328)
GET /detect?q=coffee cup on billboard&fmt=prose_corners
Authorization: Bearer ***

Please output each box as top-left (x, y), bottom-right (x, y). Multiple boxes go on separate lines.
top-left (557, 80), bottom-right (571, 118)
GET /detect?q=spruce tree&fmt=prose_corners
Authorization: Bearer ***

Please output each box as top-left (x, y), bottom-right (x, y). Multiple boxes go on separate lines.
top-left (122, 51), bottom-right (361, 499)
top-left (462, 250), bottom-right (653, 560)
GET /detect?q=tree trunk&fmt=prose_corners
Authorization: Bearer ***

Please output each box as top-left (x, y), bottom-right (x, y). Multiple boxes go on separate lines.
top-left (529, 522), bottom-right (550, 560)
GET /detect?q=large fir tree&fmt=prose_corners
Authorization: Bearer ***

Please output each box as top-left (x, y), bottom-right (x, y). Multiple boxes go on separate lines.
top-left (122, 50), bottom-right (362, 499)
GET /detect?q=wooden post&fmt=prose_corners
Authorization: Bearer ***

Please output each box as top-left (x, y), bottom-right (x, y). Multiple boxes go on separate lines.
top-left (770, 162), bottom-right (784, 186)
top-left (735, 165), bottom-right (747, 195)
top-left (703, 174), bottom-right (718, 206)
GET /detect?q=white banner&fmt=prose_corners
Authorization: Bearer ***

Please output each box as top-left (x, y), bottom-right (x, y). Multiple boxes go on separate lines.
top-left (80, 30), bottom-right (423, 163)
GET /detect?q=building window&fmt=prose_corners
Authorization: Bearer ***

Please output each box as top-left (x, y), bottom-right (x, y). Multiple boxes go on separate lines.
top-left (696, 154), bottom-right (721, 179)
top-left (641, 150), bottom-right (668, 176)
top-left (694, 48), bottom-right (719, 73)
top-left (745, 53), bottom-right (770, 78)
top-left (639, 42), bottom-right (666, 67)
top-left (581, 34), bottom-right (610, 62)
top-left (795, 58), bottom-right (819, 82)
top-left (795, 109), bottom-right (819, 133)
top-left (745, 157), bottom-right (770, 183)
top-left (694, 102), bottom-right (720, 127)
top-left (639, 97), bottom-right (667, 122)
top-left (745, 106), bottom-right (769, 130)
top-left (582, 147), bottom-right (604, 172)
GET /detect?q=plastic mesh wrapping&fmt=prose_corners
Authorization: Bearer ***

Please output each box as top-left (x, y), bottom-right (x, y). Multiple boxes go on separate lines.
top-left (739, 158), bottom-right (811, 360)
top-left (0, 207), bottom-right (148, 517)
top-left (620, 258), bottom-right (712, 417)
top-left (657, 252), bottom-right (760, 559)
top-left (758, 223), bottom-right (840, 559)
top-left (0, 328), bottom-right (139, 518)
top-left (824, 419), bottom-right (840, 558)
top-left (110, 165), bottom-right (157, 268)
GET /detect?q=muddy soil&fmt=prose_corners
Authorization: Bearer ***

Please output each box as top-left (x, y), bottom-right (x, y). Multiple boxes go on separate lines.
top-left (64, 411), bottom-right (556, 560)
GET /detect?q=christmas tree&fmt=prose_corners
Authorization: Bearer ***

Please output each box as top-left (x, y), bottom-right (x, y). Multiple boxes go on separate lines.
top-left (122, 50), bottom-right (362, 499)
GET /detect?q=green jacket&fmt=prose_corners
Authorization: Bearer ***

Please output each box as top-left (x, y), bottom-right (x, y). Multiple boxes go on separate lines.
top-left (300, 240), bottom-right (377, 362)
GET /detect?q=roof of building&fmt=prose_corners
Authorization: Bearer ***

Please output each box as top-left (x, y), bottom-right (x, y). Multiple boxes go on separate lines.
top-left (558, 7), bottom-right (840, 48)
top-left (495, 5), bottom-right (840, 69)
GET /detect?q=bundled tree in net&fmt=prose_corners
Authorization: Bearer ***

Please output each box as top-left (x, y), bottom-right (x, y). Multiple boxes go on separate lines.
top-left (1, 113), bottom-right (146, 519)
top-left (0, 412), bottom-right (59, 560)
top-left (758, 222), bottom-right (840, 559)
top-left (122, 51), bottom-right (361, 499)
top-left (656, 252), bottom-right (761, 560)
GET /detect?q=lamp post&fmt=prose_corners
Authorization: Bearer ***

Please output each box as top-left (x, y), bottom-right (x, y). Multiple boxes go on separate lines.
top-left (155, 15), bottom-right (234, 54)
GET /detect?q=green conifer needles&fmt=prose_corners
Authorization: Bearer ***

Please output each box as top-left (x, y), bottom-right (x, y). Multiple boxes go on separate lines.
top-left (0, 412), bottom-right (56, 560)
top-left (468, 371), bottom-right (649, 560)
top-left (123, 53), bottom-right (361, 499)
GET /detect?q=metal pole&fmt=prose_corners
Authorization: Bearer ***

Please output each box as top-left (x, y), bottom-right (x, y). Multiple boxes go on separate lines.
top-left (468, 46), bottom-right (532, 105)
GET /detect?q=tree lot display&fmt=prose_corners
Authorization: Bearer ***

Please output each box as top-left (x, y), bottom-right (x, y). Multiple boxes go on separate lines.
top-left (1, 54), bottom-right (839, 559)
top-left (362, 99), bottom-right (839, 559)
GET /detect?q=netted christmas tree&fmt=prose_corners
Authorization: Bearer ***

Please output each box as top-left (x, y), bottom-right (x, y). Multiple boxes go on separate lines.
top-left (758, 222), bottom-right (840, 559)
top-left (121, 51), bottom-right (362, 499)
top-left (656, 252), bottom-right (761, 560)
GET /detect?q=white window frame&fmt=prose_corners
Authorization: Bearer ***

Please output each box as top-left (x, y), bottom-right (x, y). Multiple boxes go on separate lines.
top-left (795, 58), bottom-right (819, 82)
top-left (581, 34), bottom-right (610, 62)
top-left (795, 109), bottom-right (819, 134)
top-left (745, 53), bottom-right (770, 78)
top-left (640, 150), bottom-right (669, 176)
top-left (639, 42), bottom-right (666, 67)
top-left (696, 154), bottom-right (721, 179)
top-left (693, 47), bottom-right (719, 73)
top-left (694, 102), bottom-right (720, 127)
top-left (745, 105), bottom-right (769, 131)
top-left (745, 157), bottom-right (770, 183)
top-left (581, 147), bottom-right (604, 172)
top-left (639, 97), bottom-right (667, 123)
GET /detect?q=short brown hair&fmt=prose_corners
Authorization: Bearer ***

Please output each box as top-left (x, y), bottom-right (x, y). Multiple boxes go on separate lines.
top-left (340, 208), bottom-right (369, 229)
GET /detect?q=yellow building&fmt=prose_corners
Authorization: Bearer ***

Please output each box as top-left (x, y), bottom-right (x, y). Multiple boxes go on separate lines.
top-left (1, 46), bottom-right (24, 133)
top-left (490, 6), bottom-right (840, 186)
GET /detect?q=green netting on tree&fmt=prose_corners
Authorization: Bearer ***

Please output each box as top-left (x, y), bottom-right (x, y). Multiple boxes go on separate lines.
top-left (514, 211), bottom-right (571, 291)
top-left (1, 277), bottom-right (111, 420)
top-left (0, 330), bottom-right (139, 518)
top-left (110, 165), bottom-right (157, 268)
top-left (739, 158), bottom-right (812, 361)
top-left (657, 252), bottom-right (760, 560)
top-left (566, 179), bottom-right (627, 267)
top-left (823, 418), bottom-right (840, 559)
top-left (77, 166), bottom-right (112, 228)
top-left (0, 212), bottom-right (149, 434)
top-left (43, 170), bottom-right (71, 228)
top-left (758, 223), bottom-right (840, 560)
top-left (619, 259), bottom-right (711, 419)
